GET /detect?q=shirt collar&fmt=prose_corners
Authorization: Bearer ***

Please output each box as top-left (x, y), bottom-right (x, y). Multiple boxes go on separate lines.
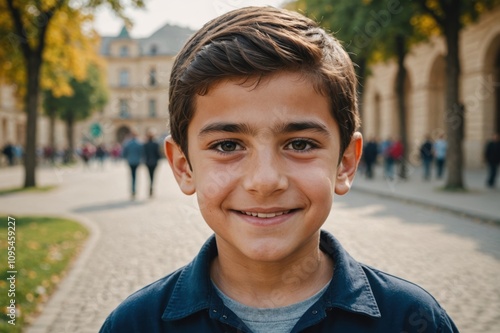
top-left (162, 235), bottom-right (217, 321)
top-left (162, 230), bottom-right (381, 321)
top-left (319, 230), bottom-right (381, 318)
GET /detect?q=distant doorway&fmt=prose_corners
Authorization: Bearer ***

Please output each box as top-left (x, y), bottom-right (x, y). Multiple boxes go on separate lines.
top-left (484, 34), bottom-right (500, 137)
top-left (428, 55), bottom-right (446, 139)
top-left (495, 48), bottom-right (500, 134)
top-left (116, 126), bottom-right (131, 144)
top-left (392, 70), bottom-right (413, 140)
top-left (374, 93), bottom-right (381, 137)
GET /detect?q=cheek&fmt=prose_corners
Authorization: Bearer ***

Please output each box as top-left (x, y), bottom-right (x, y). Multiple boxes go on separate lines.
top-left (295, 161), bottom-right (337, 188)
top-left (195, 164), bottom-right (240, 209)
top-left (294, 165), bottom-right (336, 205)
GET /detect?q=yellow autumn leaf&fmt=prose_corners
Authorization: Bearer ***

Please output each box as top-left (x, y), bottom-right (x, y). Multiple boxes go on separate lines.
top-left (26, 293), bottom-right (35, 302)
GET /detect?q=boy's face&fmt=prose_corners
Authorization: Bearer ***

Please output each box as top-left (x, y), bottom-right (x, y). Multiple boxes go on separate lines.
top-left (166, 72), bottom-right (362, 264)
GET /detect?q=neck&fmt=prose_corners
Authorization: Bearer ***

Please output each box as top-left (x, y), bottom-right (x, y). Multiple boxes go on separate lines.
top-left (210, 240), bottom-right (333, 308)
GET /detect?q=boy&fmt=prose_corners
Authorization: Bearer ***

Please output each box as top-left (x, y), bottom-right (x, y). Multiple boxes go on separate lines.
top-left (100, 6), bottom-right (458, 332)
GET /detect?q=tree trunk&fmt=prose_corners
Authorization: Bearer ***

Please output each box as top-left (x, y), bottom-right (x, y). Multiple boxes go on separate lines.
top-left (6, 0), bottom-right (58, 187)
top-left (23, 54), bottom-right (42, 188)
top-left (66, 114), bottom-right (75, 163)
top-left (443, 4), bottom-right (464, 190)
top-left (395, 34), bottom-right (408, 179)
top-left (49, 112), bottom-right (56, 150)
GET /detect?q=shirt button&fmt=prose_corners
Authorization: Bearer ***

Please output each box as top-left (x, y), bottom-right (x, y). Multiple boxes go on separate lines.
top-left (212, 309), bottom-right (217, 313)
top-left (222, 315), bottom-right (228, 319)
top-left (312, 310), bottom-right (318, 315)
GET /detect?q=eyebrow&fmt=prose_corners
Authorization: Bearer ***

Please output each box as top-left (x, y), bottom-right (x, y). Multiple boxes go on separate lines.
top-left (274, 121), bottom-right (331, 137)
top-left (198, 122), bottom-right (255, 138)
top-left (198, 120), bottom-right (331, 138)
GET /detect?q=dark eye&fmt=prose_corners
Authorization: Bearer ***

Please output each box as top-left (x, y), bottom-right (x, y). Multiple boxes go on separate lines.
top-left (219, 141), bottom-right (237, 152)
top-left (290, 140), bottom-right (308, 150)
top-left (211, 140), bottom-right (243, 153)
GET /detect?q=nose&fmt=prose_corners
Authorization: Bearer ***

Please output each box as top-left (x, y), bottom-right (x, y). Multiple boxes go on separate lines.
top-left (242, 148), bottom-right (288, 196)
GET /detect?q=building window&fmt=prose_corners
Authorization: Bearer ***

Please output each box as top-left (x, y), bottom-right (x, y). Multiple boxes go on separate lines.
top-left (150, 44), bottom-right (157, 55)
top-left (119, 99), bottom-right (130, 118)
top-left (119, 70), bottom-right (129, 87)
top-left (120, 45), bottom-right (129, 57)
top-left (149, 68), bottom-right (157, 86)
top-left (148, 99), bottom-right (157, 117)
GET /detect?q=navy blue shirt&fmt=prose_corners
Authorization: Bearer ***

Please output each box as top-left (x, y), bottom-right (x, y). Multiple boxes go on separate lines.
top-left (100, 231), bottom-right (459, 332)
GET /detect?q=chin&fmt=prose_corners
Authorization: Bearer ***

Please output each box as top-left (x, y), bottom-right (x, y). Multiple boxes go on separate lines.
top-left (240, 240), bottom-right (294, 262)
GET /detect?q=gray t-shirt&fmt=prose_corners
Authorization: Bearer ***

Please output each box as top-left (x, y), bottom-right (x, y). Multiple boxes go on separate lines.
top-left (213, 281), bottom-right (330, 333)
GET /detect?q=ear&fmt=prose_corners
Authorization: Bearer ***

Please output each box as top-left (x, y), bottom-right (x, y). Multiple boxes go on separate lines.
top-left (334, 132), bottom-right (363, 195)
top-left (165, 136), bottom-right (196, 195)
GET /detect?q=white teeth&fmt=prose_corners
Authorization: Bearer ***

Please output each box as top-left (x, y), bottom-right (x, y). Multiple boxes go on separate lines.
top-left (242, 210), bottom-right (290, 218)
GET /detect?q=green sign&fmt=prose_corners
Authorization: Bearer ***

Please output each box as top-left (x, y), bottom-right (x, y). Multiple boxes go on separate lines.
top-left (90, 123), bottom-right (102, 138)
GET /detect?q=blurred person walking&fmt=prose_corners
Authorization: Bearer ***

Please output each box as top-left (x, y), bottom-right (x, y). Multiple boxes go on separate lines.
top-left (80, 143), bottom-right (94, 168)
top-left (2, 142), bottom-right (15, 166)
top-left (363, 137), bottom-right (378, 179)
top-left (484, 133), bottom-right (500, 188)
top-left (420, 135), bottom-right (434, 181)
top-left (111, 143), bottom-right (122, 162)
top-left (95, 144), bottom-right (107, 169)
top-left (381, 137), bottom-right (394, 180)
top-left (433, 134), bottom-right (447, 179)
top-left (390, 138), bottom-right (404, 178)
top-left (143, 129), bottom-right (161, 197)
top-left (14, 144), bottom-right (23, 165)
top-left (122, 131), bottom-right (143, 199)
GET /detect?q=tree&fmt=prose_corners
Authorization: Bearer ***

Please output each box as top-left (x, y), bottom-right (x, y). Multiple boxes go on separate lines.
top-left (415, 0), bottom-right (499, 190)
top-left (0, 0), bottom-right (143, 188)
top-left (43, 64), bottom-right (108, 161)
top-left (290, 0), bottom-right (376, 121)
top-left (291, 0), bottom-right (427, 178)
top-left (365, 0), bottom-right (430, 179)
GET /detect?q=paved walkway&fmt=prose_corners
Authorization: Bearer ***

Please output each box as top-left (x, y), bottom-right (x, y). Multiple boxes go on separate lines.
top-left (353, 164), bottom-right (500, 224)
top-left (0, 161), bottom-right (499, 332)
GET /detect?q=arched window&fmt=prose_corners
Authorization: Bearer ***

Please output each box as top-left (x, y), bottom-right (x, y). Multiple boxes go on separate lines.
top-left (149, 99), bottom-right (157, 117)
top-left (120, 45), bottom-right (129, 57)
top-left (119, 99), bottom-right (130, 118)
top-left (150, 44), bottom-right (158, 55)
top-left (149, 68), bottom-right (157, 86)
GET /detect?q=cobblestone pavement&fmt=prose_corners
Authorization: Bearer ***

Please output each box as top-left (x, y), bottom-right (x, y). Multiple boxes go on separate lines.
top-left (1, 161), bottom-right (499, 332)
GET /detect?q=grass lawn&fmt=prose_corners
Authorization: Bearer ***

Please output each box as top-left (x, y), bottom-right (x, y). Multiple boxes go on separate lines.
top-left (0, 215), bottom-right (88, 333)
top-left (0, 185), bottom-right (57, 197)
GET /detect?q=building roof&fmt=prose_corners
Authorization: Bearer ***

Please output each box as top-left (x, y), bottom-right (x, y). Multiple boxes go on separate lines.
top-left (99, 23), bottom-right (196, 56)
top-left (117, 25), bottom-right (131, 39)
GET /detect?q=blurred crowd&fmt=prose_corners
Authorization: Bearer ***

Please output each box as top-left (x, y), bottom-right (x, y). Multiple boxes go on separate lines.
top-left (360, 132), bottom-right (500, 188)
top-left (0, 134), bottom-right (163, 169)
top-left (77, 142), bottom-right (124, 167)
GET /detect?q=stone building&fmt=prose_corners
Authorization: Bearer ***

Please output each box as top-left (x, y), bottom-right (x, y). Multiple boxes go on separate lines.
top-left (1, 22), bottom-right (194, 165)
top-left (361, 7), bottom-right (500, 168)
top-left (88, 24), bottom-right (195, 145)
top-left (0, 83), bottom-right (68, 165)
top-left (0, 84), bottom-right (24, 148)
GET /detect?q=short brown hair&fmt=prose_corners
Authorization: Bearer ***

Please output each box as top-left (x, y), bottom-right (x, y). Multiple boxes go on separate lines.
top-left (169, 6), bottom-right (359, 159)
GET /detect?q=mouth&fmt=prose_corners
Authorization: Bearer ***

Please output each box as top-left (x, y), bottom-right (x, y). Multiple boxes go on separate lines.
top-left (239, 210), bottom-right (291, 218)
top-left (233, 208), bottom-right (298, 227)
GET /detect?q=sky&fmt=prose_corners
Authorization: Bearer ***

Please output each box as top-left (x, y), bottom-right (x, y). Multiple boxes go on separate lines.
top-left (93, 0), bottom-right (290, 37)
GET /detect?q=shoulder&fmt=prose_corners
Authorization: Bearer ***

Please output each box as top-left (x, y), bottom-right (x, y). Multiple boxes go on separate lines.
top-left (360, 264), bottom-right (457, 332)
top-left (100, 267), bottom-right (184, 332)
top-left (362, 264), bottom-right (436, 304)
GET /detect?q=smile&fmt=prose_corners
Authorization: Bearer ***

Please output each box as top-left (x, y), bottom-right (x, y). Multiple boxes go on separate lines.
top-left (240, 210), bottom-right (291, 218)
